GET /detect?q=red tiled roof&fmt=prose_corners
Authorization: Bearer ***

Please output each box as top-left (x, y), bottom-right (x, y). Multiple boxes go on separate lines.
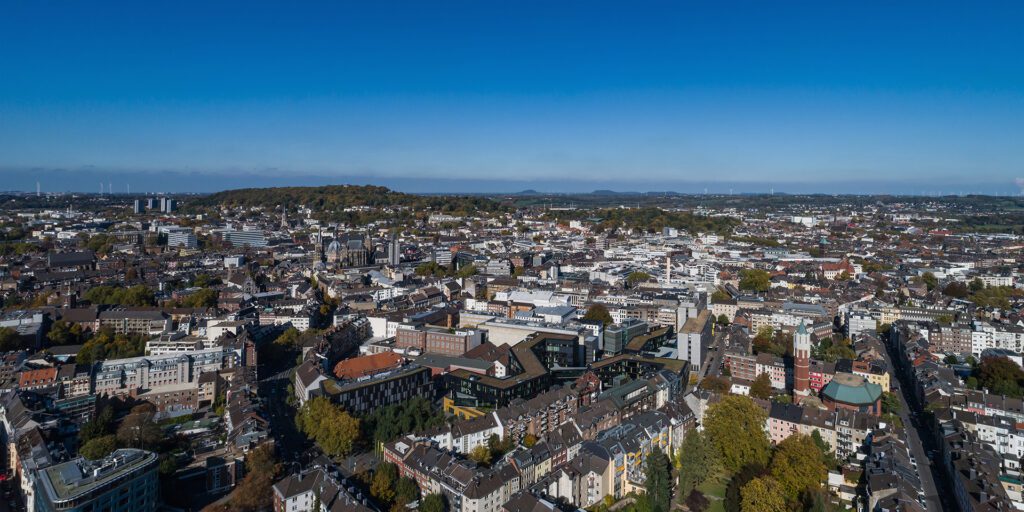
top-left (19, 367), bottom-right (58, 387)
top-left (333, 352), bottom-right (404, 380)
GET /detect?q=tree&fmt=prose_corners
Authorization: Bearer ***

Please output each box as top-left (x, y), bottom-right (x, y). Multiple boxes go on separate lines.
top-left (699, 375), bottom-right (730, 394)
top-left (228, 444), bottom-right (280, 511)
top-left (75, 329), bottom-right (148, 365)
top-left (47, 320), bottom-right (84, 346)
top-left (920, 272), bottom-right (938, 291)
top-left (79, 435), bottom-right (118, 459)
top-left (116, 410), bottom-right (161, 449)
top-left (704, 396), bottom-right (770, 472)
top-left (295, 397), bottom-right (361, 457)
top-left (970, 278), bottom-right (986, 292)
top-left (724, 463), bottom-right (765, 512)
top-left (523, 433), bottom-right (538, 447)
top-left (415, 261), bottom-right (446, 277)
top-left (0, 327), bottom-right (20, 352)
top-left (738, 269), bottom-right (771, 292)
top-left (394, 477), bottom-right (420, 508)
top-left (768, 434), bottom-right (827, 503)
top-left (362, 396), bottom-right (446, 446)
top-left (685, 491), bottom-right (709, 512)
top-left (645, 447), bottom-right (671, 512)
top-left (942, 281), bottom-right (970, 299)
top-left (881, 392), bottom-right (901, 415)
top-left (750, 373), bottom-right (772, 400)
top-left (810, 430), bottom-right (840, 469)
top-left (717, 314), bottom-right (730, 326)
top-left (456, 264), bottom-right (478, 278)
top-left (193, 273), bottom-right (221, 287)
top-left (977, 356), bottom-right (1024, 397)
top-left (711, 289), bottom-right (732, 302)
top-left (80, 406), bottom-right (115, 442)
top-left (583, 304), bottom-right (614, 327)
top-left (627, 271), bottom-right (652, 287)
top-left (181, 288), bottom-right (219, 308)
top-left (83, 284), bottom-right (155, 306)
top-left (836, 270), bottom-right (851, 281)
top-left (740, 477), bottom-right (787, 512)
top-left (677, 429), bottom-right (717, 498)
top-left (371, 462), bottom-right (398, 505)
top-left (420, 494), bottom-right (448, 512)
top-left (469, 444), bottom-right (493, 466)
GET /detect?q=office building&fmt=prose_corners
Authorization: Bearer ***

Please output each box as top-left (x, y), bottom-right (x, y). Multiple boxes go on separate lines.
top-left (33, 449), bottom-right (159, 512)
top-left (603, 319), bottom-right (648, 355)
top-left (166, 229), bottom-right (198, 249)
top-left (223, 230), bottom-right (268, 248)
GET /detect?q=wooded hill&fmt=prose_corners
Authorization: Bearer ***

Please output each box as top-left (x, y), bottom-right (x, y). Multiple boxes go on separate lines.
top-left (189, 185), bottom-right (507, 218)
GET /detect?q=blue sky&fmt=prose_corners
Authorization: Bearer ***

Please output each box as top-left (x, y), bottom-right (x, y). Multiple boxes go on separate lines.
top-left (1, 1), bottom-right (1023, 193)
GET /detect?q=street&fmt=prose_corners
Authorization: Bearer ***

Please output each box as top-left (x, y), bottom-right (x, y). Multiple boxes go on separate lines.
top-left (879, 336), bottom-right (952, 512)
top-left (257, 348), bottom-right (315, 467)
top-left (697, 329), bottom-right (727, 382)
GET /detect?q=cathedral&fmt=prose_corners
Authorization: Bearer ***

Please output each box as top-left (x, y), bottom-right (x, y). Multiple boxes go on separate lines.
top-left (325, 232), bottom-right (371, 267)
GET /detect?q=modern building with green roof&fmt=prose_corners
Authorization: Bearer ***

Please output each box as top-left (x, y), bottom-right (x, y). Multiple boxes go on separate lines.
top-left (820, 372), bottom-right (883, 416)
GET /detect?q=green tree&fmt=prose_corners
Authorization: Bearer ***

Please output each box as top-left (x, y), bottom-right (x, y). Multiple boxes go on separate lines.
top-left (582, 304), bottom-right (614, 327)
top-left (740, 477), bottom-right (787, 512)
top-left (361, 396), bottom-right (446, 446)
top-left (698, 375), bottom-right (730, 394)
top-left (738, 269), bottom-right (771, 292)
top-left (768, 434), bottom-right (827, 503)
top-left (627, 271), bottom-right (652, 287)
top-left (456, 264), bottom-right (478, 278)
top-left (810, 430), bottom-right (840, 469)
top-left (0, 327), bottom-right (20, 352)
top-left (415, 261), bottom-right (446, 277)
top-left (677, 429), bottom-right (717, 498)
top-left (47, 320), bottom-right (84, 345)
top-left (421, 494), bottom-right (448, 512)
top-left (717, 314), bottom-right (730, 326)
top-left (79, 435), bottom-right (118, 459)
top-left (920, 272), bottom-right (938, 291)
top-left (295, 397), bottom-right (361, 457)
top-left (724, 463), bottom-right (765, 512)
top-left (469, 444), bottom-right (493, 466)
top-left (711, 289), bottom-right (732, 302)
top-left (181, 288), bottom-right (219, 308)
top-left (394, 477), bottom-right (420, 508)
top-left (750, 373), bottom-right (772, 400)
top-left (881, 392), bottom-right (901, 415)
top-left (645, 447), bottom-right (671, 512)
top-left (80, 406), bottom-right (115, 442)
top-left (371, 462), bottom-right (398, 505)
top-left (704, 395), bottom-right (770, 472)
top-left (969, 278), bottom-right (985, 292)
top-left (978, 356), bottom-right (1024, 397)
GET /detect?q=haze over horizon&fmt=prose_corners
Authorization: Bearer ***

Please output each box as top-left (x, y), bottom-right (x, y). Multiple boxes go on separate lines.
top-left (2, 1), bottom-right (1023, 194)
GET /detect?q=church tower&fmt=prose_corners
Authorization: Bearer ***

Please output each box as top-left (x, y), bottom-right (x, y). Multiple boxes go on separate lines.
top-left (793, 321), bottom-right (811, 400)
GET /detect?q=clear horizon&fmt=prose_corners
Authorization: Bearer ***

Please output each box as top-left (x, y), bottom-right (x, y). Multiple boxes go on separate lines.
top-left (2, 1), bottom-right (1023, 193)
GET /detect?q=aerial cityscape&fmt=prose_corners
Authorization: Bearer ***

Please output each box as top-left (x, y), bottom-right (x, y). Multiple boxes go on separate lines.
top-left (2, 3), bottom-right (1024, 512)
